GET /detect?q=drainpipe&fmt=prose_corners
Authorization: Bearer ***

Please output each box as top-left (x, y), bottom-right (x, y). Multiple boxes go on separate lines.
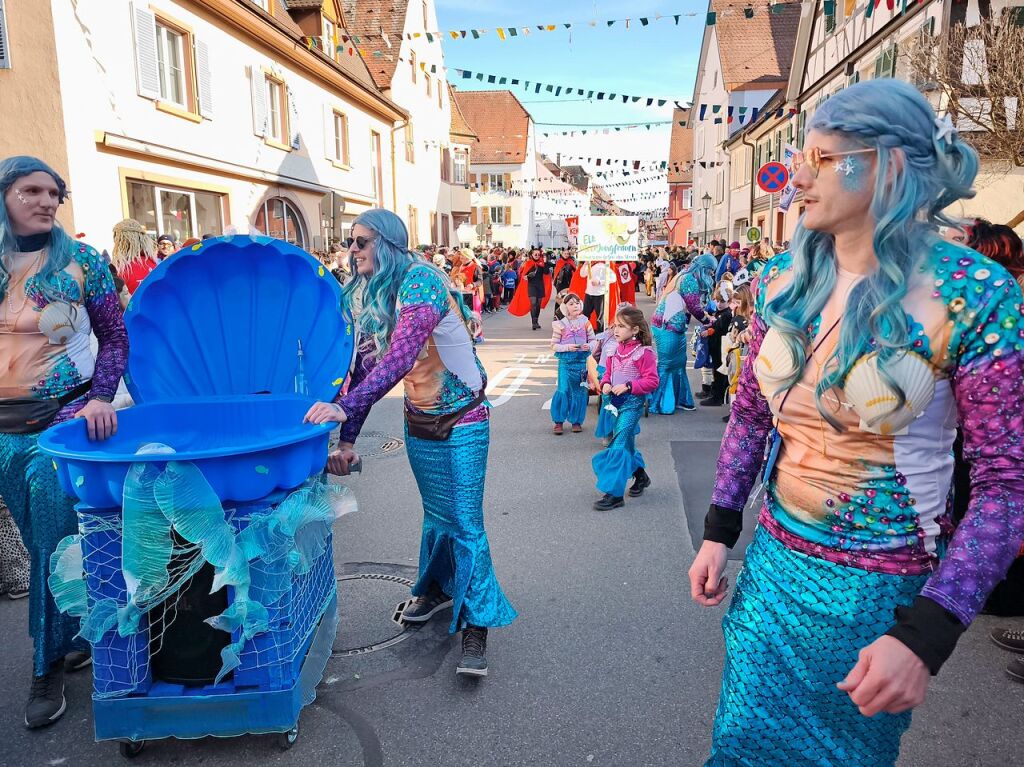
top-left (741, 131), bottom-right (756, 241)
top-left (391, 119), bottom-right (408, 213)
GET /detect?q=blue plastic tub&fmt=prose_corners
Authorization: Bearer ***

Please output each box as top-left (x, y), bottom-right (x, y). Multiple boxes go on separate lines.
top-left (38, 395), bottom-right (332, 507)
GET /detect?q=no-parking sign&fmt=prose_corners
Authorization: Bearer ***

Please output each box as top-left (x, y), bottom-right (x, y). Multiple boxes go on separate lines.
top-left (757, 162), bottom-right (790, 194)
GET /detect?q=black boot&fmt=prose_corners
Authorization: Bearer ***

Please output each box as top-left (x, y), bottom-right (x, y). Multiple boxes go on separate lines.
top-left (593, 493), bottom-right (625, 511)
top-left (628, 468), bottom-right (651, 497)
top-left (701, 372), bottom-right (727, 406)
top-left (701, 383), bottom-right (712, 397)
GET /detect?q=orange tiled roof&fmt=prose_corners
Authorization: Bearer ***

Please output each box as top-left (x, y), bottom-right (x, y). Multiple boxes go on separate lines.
top-left (449, 83), bottom-right (477, 141)
top-left (343, 0), bottom-right (410, 89)
top-left (452, 90), bottom-right (531, 165)
top-left (713, 1), bottom-right (800, 91)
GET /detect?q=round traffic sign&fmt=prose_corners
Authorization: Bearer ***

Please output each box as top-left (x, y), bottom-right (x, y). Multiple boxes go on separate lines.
top-left (746, 226), bottom-right (761, 243)
top-left (757, 162), bottom-right (790, 194)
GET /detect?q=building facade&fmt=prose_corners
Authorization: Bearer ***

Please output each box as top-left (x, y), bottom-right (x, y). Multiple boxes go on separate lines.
top-left (667, 107), bottom-right (693, 246)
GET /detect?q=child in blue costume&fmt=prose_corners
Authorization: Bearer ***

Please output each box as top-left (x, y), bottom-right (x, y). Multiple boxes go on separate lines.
top-left (549, 292), bottom-right (596, 435)
top-left (591, 305), bottom-right (660, 511)
top-left (592, 328), bottom-right (618, 441)
top-left (305, 209), bottom-right (515, 678)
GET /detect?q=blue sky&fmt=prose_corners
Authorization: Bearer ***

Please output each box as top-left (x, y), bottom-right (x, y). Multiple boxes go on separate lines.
top-left (436, 1), bottom-right (708, 211)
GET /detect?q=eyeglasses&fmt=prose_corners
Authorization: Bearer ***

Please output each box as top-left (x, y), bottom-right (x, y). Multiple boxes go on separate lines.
top-left (791, 147), bottom-right (876, 179)
top-left (343, 235), bottom-right (375, 252)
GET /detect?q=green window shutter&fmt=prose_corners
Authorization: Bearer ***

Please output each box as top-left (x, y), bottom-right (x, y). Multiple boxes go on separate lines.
top-left (824, 0), bottom-right (837, 33)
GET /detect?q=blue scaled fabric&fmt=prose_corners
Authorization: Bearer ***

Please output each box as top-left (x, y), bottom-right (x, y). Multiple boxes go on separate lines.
top-left (404, 419), bottom-right (517, 633)
top-left (706, 526), bottom-right (928, 767)
top-left (650, 325), bottom-right (693, 414)
top-left (595, 393), bottom-right (615, 439)
top-left (591, 394), bottom-right (646, 498)
top-left (551, 350), bottom-right (590, 426)
top-left (0, 432), bottom-right (88, 674)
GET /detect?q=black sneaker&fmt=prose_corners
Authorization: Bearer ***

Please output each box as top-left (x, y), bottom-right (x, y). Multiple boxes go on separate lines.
top-left (991, 627), bottom-right (1024, 653)
top-left (699, 397), bottom-right (724, 407)
top-left (628, 468), bottom-right (651, 497)
top-left (64, 650), bottom-right (92, 673)
top-left (593, 494), bottom-right (625, 511)
top-left (701, 384), bottom-right (712, 396)
top-left (401, 589), bottom-right (453, 623)
top-left (680, 403), bottom-right (696, 412)
top-left (1007, 656), bottom-right (1024, 683)
top-left (456, 626), bottom-right (488, 677)
top-left (25, 663), bottom-right (66, 729)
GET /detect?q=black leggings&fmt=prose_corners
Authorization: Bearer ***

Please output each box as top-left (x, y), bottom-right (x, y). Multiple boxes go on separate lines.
top-left (529, 294), bottom-right (543, 327)
top-left (582, 294), bottom-right (605, 332)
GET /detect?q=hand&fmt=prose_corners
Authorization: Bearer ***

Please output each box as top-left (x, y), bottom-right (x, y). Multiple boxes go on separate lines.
top-left (688, 541), bottom-right (730, 606)
top-left (737, 329), bottom-right (752, 345)
top-left (326, 447), bottom-right (360, 476)
top-left (304, 401), bottom-right (347, 425)
top-left (602, 384), bottom-right (612, 395)
top-left (611, 384), bottom-right (629, 395)
top-left (837, 636), bottom-right (930, 717)
top-left (75, 399), bottom-right (117, 441)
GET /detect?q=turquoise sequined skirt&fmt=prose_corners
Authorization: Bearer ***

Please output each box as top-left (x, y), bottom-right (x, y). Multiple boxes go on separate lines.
top-left (592, 395), bottom-right (645, 497)
top-left (706, 526), bottom-right (927, 767)
top-left (404, 418), bottom-right (516, 633)
top-left (551, 350), bottom-right (590, 426)
top-left (650, 326), bottom-right (692, 414)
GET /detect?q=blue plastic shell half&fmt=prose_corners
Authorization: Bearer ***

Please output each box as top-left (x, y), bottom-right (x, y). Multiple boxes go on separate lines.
top-left (122, 236), bottom-right (353, 403)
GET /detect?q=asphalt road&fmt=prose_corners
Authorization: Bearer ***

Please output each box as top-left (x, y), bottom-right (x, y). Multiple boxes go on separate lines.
top-left (0, 292), bottom-right (1021, 766)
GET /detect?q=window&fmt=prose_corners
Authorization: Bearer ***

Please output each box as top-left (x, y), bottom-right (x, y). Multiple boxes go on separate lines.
top-left (332, 111), bottom-right (349, 165)
top-left (323, 17), bottom-right (336, 60)
top-left (825, 0), bottom-right (837, 34)
top-left (453, 151), bottom-right (467, 184)
top-left (255, 197), bottom-right (307, 249)
top-left (251, 0), bottom-right (270, 10)
top-left (156, 22), bottom-right (188, 108)
top-left (0, 0), bottom-right (11, 69)
top-left (404, 122), bottom-right (415, 163)
top-left (438, 83), bottom-right (443, 109)
top-left (408, 206), bottom-right (420, 247)
top-left (487, 173), bottom-right (507, 191)
top-left (410, 51), bottom-right (417, 83)
top-left (265, 75), bottom-right (287, 144)
top-left (440, 213), bottom-right (450, 247)
top-left (422, 0), bottom-right (429, 29)
top-left (425, 75), bottom-right (432, 98)
top-left (440, 148), bottom-right (451, 182)
top-left (874, 43), bottom-right (898, 79)
top-left (715, 170), bottom-right (724, 204)
top-left (683, 188), bottom-right (693, 209)
top-left (489, 207), bottom-right (506, 225)
top-left (370, 131), bottom-right (383, 206)
top-left (797, 111), bottom-right (807, 149)
top-left (126, 179), bottom-right (224, 242)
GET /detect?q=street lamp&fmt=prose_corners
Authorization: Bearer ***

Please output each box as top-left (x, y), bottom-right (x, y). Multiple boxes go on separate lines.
top-left (701, 192), bottom-right (712, 248)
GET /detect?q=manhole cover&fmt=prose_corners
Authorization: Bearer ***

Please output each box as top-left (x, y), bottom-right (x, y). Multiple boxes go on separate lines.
top-left (333, 573), bottom-right (417, 656)
top-left (356, 431), bottom-right (405, 460)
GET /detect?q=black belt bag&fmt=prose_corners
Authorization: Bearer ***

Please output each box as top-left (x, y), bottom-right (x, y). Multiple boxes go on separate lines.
top-left (404, 390), bottom-right (487, 442)
top-left (0, 381), bottom-right (93, 435)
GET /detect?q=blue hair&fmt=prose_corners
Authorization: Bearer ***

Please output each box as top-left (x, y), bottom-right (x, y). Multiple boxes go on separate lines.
top-left (764, 79), bottom-right (978, 430)
top-left (341, 208), bottom-right (458, 357)
top-left (0, 156), bottom-right (75, 304)
top-left (683, 252), bottom-right (718, 297)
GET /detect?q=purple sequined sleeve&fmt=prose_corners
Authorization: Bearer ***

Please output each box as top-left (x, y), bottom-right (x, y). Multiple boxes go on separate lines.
top-left (335, 303), bottom-right (441, 444)
top-left (83, 248), bottom-right (128, 402)
top-left (917, 283), bottom-right (1024, 627)
top-left (710, 307), bottom-right (773, 512)
top-left (679, 274), bottom-right (710, 324)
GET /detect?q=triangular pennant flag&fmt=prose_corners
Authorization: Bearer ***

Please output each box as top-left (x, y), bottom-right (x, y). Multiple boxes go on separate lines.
top-left (647, 98), bottom-right (654, 106)
top-left (546, 24), bottom-right (556, 31)
top-left (499, 77), bottom-right (507, 85)
top-left (712, 104), bottom-right (721, 113)
top-left (497, 28), bottom-right (506, 41)
top-left (522, 27), bottom-right (530, 36)
top-left (487, 75), bottom-right (496, 83)
top-left (555, 86), bottom-right (562, 96)
top-left (674, 14), bottom-right (680, 24)
top-left (475, 72), bottom-right (483, 80)
top-left (607, 20), bottom-right (615, 27)
top-left (564, 23), bottom-right (572, 29)
top-left (511, 78), bottom-right (520, 85)
top-left (657, 99), bottom-right (666, 107)
top-left (426, 32), bottom-right (434, 42)
top-left (510, 27), bottom-right (518, 37)
top-left (450, 31), bottom-right (460, 39)
top-left (706, 12), bottom-right (717, 25)
top-left (546, 84), bottom-right (554, 92)
top-left (641, 17), bottom-right (649, 25)
top-left (471, 29), bottom-right (480, 39)
top-left (699, 104), bottom-right (708, 120)
top-left (460, 69), bottom-right (470, 79)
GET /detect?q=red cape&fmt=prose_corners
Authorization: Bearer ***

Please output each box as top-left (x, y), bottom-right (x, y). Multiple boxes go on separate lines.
top-left (570, 261), bottom-right (620, 331)
top-left (614, 261), bottom-right (638, 305)
top-left (508, 259), bottom-right (552, 317)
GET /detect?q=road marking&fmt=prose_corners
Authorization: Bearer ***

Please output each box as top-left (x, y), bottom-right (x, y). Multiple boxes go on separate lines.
top-left (485, 366), bottom-right (532, 408)
top-left (542, 397), bottom-right (552, 411)
top-left (535, 354), bottom-right (552, 364)
top-left (514, 353), bottom-right (527, 364)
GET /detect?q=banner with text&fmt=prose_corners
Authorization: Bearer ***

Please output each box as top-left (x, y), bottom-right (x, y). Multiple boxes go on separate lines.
top-left (578, 216), bottom-right (640, 262)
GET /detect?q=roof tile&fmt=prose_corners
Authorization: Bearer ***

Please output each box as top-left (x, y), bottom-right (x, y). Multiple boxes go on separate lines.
top-left (669, 107), bottom-right (693, 183)
top-left (452, 90), bottom-right (531, 165)
top-left (713, 1), bottom-right (800, 91)
top-left (344, 0), bottom-right (411, 89)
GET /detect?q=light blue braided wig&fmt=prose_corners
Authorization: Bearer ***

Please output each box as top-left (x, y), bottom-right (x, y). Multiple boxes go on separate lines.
top-left (0, 156), bottom-right (75, 304)
top-left (763, 79), bottom-right (978, 429)
top-left (683, 252), bottom-right (718, 296)
top-left (341, 208), bottom-right (460, 357)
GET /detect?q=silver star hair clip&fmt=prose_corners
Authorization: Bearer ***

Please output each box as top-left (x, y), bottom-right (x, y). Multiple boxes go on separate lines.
top-left (934, 114), bottom-right (958, 144)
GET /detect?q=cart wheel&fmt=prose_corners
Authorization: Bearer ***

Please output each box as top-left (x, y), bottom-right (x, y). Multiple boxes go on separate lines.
top-left (278, 724), bottom-right (300, 751)
top-left (118, 740), bottom-right (146, 759)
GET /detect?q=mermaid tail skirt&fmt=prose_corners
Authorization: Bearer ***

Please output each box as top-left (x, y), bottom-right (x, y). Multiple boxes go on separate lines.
top-left (0, 432), bottom-right (88, 675)
top-left (706, 526), bottom-right (928, 767)
top-left (592, 396), bottom-right (645, 497)
top-left (595, 394), bottom-right (616, 439)
top-left (405, 419), bottom-right (517, 633)
top-left (551, 350), bottom-right (590, 425)
top-left (650, 326), bottom-right (692, 414)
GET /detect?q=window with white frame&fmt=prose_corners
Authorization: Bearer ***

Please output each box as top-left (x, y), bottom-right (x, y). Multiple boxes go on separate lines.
top-left (410, 51), bottom-right (417, 83)
top-left (254, 197), bottom-right (307, 249)
top-left (265, 75), bottom-right (287, 144)
top-left (0, 0), bottom-right (11, 70)
top-left (155, 22), bottom-right (188, 108)
top-left (683, 188), bottom-right (693, 209)
top-left (126, 179), bottom-right (224, 242)
top-left (715, 170), bottom-right (725, 204)
top-left (453, 151), bottom-right (467, 184)
top-left (425, 74), bottom-right (432, 98)
top-left (333, 111), bottom-right (349, 165)
top-left (370, 131), bottom-right (383, 206)
top-left (487, 173), bottom-right (506, 191)
top-left (323, 17), bottom-right (336, 59)
top-left (251, 0), bottom-right (270, 10)
top-left (489, 206), bottom-right (506, 225)
top-left (404, 122), bottom-right (415, 163)
top-left (422, 0), bottom-right (428, 29)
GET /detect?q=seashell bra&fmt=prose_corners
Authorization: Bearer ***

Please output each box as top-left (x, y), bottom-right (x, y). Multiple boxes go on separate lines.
top-left (755, 327), bottom-right (938, 435)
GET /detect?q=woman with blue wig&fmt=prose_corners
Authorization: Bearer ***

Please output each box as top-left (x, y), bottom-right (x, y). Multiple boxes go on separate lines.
top-left (689, 79), bottom-right (1024, 765)
top-left (0, 156), bottom-right (128, 727)
top-left (305, 208), bottom-right (515, 678)
top-left (648, 254), bottom-right (714, 414)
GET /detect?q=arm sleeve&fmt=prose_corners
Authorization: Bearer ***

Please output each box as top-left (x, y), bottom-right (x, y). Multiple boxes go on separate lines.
top-left (550, 321), bottom-right (572, 353)
top-left (681, 288), bottom-right (710, 325)
top-left (81, 248), bottom-right (128, 401)
top-left (630, 349), bottom-right (660, 395)
top-left (705, 284), bottom-right (773, 546)
top-left (585, 323), bottom-right (597, 353)
top-left (886, 275), bottom-right (1024, 673)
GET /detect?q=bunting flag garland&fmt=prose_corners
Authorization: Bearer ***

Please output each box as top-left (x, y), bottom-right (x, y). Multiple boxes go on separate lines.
top-left (451, 68), bottom-right (689, 107)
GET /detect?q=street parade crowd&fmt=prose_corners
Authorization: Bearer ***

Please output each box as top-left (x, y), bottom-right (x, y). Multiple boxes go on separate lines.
top-left (2, 80), bottom-right (1024, 766)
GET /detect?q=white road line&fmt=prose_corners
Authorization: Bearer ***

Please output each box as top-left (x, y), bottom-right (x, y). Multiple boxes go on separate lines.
top-left (535, 354), bottom-right (552, 364)
top-left (542, 398), bottom-right (552, 411)
top-left (485, 366), bottom-right (533, 408)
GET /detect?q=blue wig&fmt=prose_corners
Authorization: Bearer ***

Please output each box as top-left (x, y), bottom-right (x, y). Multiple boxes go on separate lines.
top-left (0, 156), bottom-right (75, 304)
top-left (342, 208), bottom-right (458, 357)
top-left (763, 79), bottom-right (978, 429)
top-left (682, 252), bottom-right (718, 297)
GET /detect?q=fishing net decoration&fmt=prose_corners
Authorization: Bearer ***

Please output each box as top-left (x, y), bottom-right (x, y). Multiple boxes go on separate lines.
top-left (48, 458), bottom-right (355, 699)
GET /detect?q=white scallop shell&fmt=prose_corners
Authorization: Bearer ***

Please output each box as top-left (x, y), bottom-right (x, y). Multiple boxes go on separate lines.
top-left (754, 327), bottom-right (801, 389)
top-left (37, 302), bottom-right (89, 345)
top-left (843, 350), bottom-right (936, 436)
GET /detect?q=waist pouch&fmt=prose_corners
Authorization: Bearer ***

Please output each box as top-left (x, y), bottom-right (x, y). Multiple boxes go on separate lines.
top-left (0, 381), bottom-right (92, 435)
top-left (404, 390), bottom-right (486, 442)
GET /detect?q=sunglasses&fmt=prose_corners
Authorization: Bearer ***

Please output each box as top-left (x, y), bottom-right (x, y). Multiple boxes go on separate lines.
top-left (343, 235), bottom-right (375, 251)
top-left (791, 147), bottom-right (876, 179)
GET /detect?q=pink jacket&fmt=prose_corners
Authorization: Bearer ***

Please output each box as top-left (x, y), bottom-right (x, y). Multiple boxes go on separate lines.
top-left (600, 339), bottom-right (660, 395)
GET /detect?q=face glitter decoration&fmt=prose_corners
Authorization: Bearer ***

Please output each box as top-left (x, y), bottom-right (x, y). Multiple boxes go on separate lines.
top-left (15, 190), bottom-right (30, 205)
top-left (835, 156), bottom-right (867, 193)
